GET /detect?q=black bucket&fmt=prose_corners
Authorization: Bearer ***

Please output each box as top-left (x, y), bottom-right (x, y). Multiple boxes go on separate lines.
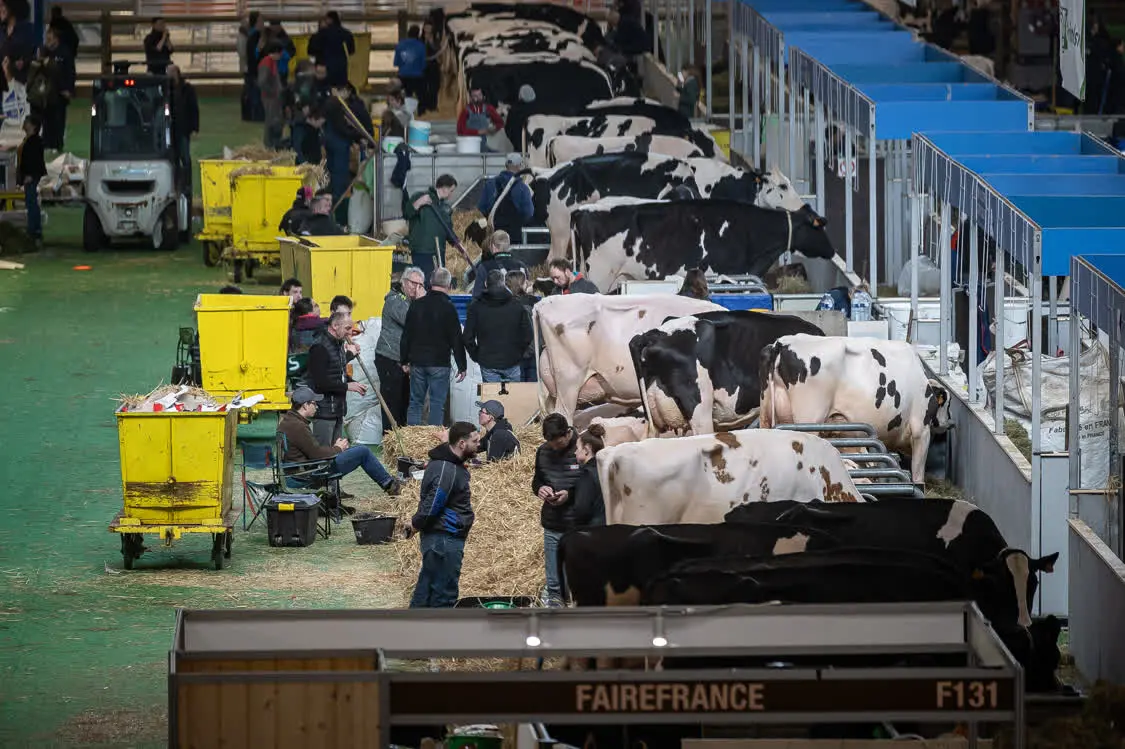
top-left (396, 456), bottom-right (424, 480)
top-left (352, 513), bottom-right (397, 545)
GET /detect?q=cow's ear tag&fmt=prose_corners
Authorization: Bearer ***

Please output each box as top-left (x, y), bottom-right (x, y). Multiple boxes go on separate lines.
top-left (971, 569), bottom-right (984, 580)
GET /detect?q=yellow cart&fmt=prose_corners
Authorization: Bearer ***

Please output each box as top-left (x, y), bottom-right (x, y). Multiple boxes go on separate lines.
top-left (279, 235), bottom-right (395, 318)
top-left (109, 407), bottom-right (238, 570)
top-left (194, 293), bottom-right (292, 413)
top-left (225, 167), bottom-right (307, 283)
top-left (197, 159), bottom-right (260, 268)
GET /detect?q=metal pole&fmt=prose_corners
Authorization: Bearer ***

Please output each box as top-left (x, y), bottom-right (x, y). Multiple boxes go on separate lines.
top-left (868, 124), bottom-right (878, 296)
top-left (994, 242), bottom-right (1006, 436)
top-left (1068, 279), bottom-right (1081, 493)
top-left (802, 86), bottom-right (811, 193)
top-left (741, 36), bottom-right (749, 158)
top-left (968, 222), bottom-right (980, 403)
top-left (845, 125), bottom-right (854, 272)
top-left (1031, 238), bottom-right (1043, 593)
top-left (788, 57), bottom-right (797, 180)
top-left (728, 12), bottom-right (735, 135)
top-left (1113, 312), bottom-right (1123, 555)
top-left (815, 101), bottom-right (825, 216)
top-left (752, 47), bottom-right (761, 168)
top-left (688, 0), bottom-right (695, 65)
top-left (705, 0), bottom-right (712, 118)
top-left (1048, 277), bottom-right (1058, 356)
top-left (652, 0), bottom-right (659, 67)
top-left (910, 187), bottom-right (920, 329)
top-left (777, 44), bottom-right (786, 169)
top-left (939, 201), bottom-right (951, 376)
top-left (663, 0), bottom-right (672, 81)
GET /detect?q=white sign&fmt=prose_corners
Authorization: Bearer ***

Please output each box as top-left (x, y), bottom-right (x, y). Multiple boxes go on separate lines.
top-left (836, 156), bottom-right (857, 179)
top-left (1059, 0), bottom-right (1086, 100)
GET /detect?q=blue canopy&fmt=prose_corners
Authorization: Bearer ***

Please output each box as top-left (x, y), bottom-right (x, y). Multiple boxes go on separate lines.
top-left (916, 132), bottom-right (1125, 276)
top-left (734, 0), bottom-right (1031, 141)
top-left (1072, 255), bottom-right (1125, 332)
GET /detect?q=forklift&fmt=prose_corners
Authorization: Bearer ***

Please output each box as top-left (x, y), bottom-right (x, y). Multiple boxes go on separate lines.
top-left (83, 62), bottom-right (190, 252)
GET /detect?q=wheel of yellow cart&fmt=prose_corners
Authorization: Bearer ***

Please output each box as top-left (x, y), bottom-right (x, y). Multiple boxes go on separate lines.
top-left (202, 241), bottom-right (222, 267)
top-left (211, 531), bottom-right (231, 570)
top-left (120, 533), bottom-right (143, 570)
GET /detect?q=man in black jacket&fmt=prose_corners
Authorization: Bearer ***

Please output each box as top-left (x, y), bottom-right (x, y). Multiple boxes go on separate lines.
top-left (408, 421), bottom-right (481, 608)
top-left (477, 399), bottom-right (519, 461)
top-left (532, 413), bottom-right (582, 607)
top-left (17, 113), bottom-right (45, 246)
top-left (143, 17), bottom-right (174, 74)
top-left (308, 11), bottom-right (354, 87)
top-left (463, 269), bottom-right (532, 383)
top-left (298, 188), bottom-right (347, 235)
top-left (401, 267), bottom-right (467, 426)
top-left (307, 311), bottom-right (366, 445)
top-left (168, 65), bottom-right (199, 195)
top-left (470, 230), bottom-right (529, 299)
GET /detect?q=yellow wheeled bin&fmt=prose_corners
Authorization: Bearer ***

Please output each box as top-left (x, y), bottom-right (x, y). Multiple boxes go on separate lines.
top-left (280, 235), bottom-right (395, 319)
top-left (226, 167), bottom-right (307, 283)
top-left (290, 32), bottom-right (372, 91)
top-left (109, 407), bottom-right (238, 570)
top-left (197, 159), bottom-right (259, 268)
top-left (194, 293), bottom-right (292, 412)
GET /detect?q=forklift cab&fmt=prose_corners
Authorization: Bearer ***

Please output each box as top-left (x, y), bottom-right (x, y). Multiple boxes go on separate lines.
top-left (83, 64), bottom-right (190, 252)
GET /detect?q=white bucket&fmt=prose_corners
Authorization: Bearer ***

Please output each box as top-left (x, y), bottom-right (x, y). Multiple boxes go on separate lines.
top-left (411, 144), bottom-right (434, 154)
top-left (435, 143), bottom-right (457, 153)
top-left (382, 136), bottom-right (404, 154)
top-left (408, 119), bottom-right (432, 145)
top-left (456, 135), bottom-right (482, 154)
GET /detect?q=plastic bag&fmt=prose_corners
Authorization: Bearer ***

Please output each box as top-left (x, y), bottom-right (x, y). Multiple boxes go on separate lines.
top-left (343, 318), bottom-right (384, 445)
top-left (347, 185), bottom-right (373, 234)
top-left (897, 256), bottom-right (943, 296)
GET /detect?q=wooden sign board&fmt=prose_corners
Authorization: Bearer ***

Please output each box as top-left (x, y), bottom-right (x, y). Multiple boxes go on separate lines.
top-left (478, 382), bottom-right (540, 426)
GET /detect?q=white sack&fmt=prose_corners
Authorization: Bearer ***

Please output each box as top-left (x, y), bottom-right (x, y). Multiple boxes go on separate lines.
top-left (344, 317), bottom-right (384, 445)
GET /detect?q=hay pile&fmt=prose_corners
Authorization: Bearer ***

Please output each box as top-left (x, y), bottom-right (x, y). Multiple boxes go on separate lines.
top-left (223, 145), bottom-right (297, 164)
top-left (227, 164), bottom-right (275, 183)
top-left (448, 209), bottom-right (486, 285)
top-left (382, 424), bottom-right (547, 604)
top-left (295, 162), bottom-right (329, 189)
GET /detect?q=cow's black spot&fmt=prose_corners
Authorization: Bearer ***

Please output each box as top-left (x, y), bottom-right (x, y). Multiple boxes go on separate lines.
top-left (775, 345), bottom-right (809, 386)
top-left (615, 118), bottom-right (633, 136)
top-left (886, 379), bottom-right (901, 409)
top-left (871, 348), bottom-right (886, 367)
top-left (874, 386), bottom-right (886, 409)
top-left (529, 128), bottom-right (544, 150)
top-left (809, 356), bottom-right (821, 376)
top-left (887, 414), bottom-right (903, 431)
top-left (878, 372), bottom-right (886, 386)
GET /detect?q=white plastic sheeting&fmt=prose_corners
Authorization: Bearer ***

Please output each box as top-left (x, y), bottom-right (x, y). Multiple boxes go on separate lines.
top-left (344, 318), bottom-right (384, 445)
top-left (980, 340), bottom-right (1120, 489)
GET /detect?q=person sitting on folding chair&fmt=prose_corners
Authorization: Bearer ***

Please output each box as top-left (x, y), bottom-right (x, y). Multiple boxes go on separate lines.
top-left (278, 386), bottom-right (402, 496)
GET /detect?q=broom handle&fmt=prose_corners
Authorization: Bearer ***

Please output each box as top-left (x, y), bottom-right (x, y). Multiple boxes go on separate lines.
top-left (350, 337), bottom-right (408, 457)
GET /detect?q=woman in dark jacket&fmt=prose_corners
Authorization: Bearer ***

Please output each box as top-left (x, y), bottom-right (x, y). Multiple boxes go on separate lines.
top-left (571, 423), bottom-right (607, 527)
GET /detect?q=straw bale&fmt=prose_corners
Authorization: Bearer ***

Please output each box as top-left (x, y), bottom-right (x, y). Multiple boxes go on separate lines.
top-left (226, 145), bottom-right (297, 164)
top-left (294, 162), bottom-right (329, 189)
top-left (228, 164), bottom-right (276, 184)
top-left (115, 384), bottom-right (222, 411)
top-left (383, 424), bottom-right (547, 604)
top-left (446, 209), bottom-right (486, 285)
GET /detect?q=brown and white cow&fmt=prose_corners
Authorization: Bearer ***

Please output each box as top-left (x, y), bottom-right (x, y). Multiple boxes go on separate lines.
top-left (759, 334), bottom-right (954, 483)
top-left (596, 429), bottom-right (864, 526)
top-left (535, 293), bottom-right (722, 420)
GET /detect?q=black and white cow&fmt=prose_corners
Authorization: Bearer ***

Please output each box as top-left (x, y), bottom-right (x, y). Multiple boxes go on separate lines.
top-left (526, 113), bottom-right (721, 165)
top-left (460, 33), bottom-right (595, 66)
top-left (455, 3), bottom-right (605, 48)
top-left (629, 311), bottom-right (825, 435)
top-left (548, 133), bottom-right (706, 165)
top-left (759, 335), bottom-right (955, 483)
top-left (571, 199), bottom-right (835, 292)
top-left (465, 57), bottom-right (614, 109)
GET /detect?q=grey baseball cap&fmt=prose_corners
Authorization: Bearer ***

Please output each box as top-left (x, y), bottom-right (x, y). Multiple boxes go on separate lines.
top-left (292, 386), bottom-right (324, 405)
top-left (476, 399), bottom-right (505, 418)
top-left (506, 152), bottom-right (524, 168)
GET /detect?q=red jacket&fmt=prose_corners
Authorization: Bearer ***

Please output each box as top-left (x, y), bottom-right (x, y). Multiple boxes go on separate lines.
top-left (457, 102), bottom-right (505, 136)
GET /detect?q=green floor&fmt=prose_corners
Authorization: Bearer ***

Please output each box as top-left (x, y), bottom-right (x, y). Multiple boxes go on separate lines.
top-left (0, 99), bottom-right (404, 746)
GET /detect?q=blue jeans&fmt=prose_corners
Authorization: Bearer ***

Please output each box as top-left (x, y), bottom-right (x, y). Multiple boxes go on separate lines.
top-left (519, 355), bottom-right (537, 383)
top-left (333, 445), bottom-right (394, 489)
top-left (24, 182), bottom-right (40, 238)
top-left (543, 528), bottom-right (565, 606)
top-left (481, 365), bottom-right (521, 383)
top-left (407, 365), bottom-right (450, 426)
top-left (409, 532), bottom-right (465, 608)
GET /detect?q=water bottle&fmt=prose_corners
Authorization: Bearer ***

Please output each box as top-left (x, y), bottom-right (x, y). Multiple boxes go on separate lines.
top-left (816, 292), bottom-right (836, 312)
top-left (851, 287), bottom-right (872, 322)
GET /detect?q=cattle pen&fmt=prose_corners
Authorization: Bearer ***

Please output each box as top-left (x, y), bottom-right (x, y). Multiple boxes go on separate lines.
top-left (685, 0), bottom-right (1125, 702)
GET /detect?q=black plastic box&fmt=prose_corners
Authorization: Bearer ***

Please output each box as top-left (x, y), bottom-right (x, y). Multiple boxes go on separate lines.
top-left (266, 495), bottom-right (321, 548)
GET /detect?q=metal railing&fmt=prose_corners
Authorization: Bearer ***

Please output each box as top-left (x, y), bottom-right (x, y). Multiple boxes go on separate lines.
top-left (774, 422), bottom-right (922, 498)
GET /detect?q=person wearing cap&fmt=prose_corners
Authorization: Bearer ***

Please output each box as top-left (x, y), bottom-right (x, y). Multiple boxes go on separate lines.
top-left (463, 269), bottom-right (532, 384)
top-left (477, 153), bottom-right (534, 242)
top-left (502, 84), bottom-right (538, 149)
top-left (476, 399), bottom-right (520, 462)
top-left (298, 187), bottom-right (347, 236)
top-left (278, 386), bottom-right (402, 496)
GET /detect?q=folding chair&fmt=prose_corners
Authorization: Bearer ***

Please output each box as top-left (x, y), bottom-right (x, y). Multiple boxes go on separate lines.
top-left (247, 431), bottom-right (344, 537)
top-left (238, 437), bottom-right (275, 531)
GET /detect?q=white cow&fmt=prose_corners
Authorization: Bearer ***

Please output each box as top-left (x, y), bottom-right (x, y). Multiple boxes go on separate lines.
top-left (535, 293), bottom-right (723, 420)
top-left (588, 415), bottom-right (650, 446)
top-left (548, 134), bottom-right (707, 166)
top-left (759, 334), bottom-right (955, 483)
top-left (597, 429), bottom-right (864, 525)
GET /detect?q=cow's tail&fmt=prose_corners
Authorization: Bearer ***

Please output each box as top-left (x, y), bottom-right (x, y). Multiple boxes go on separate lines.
top-left (628, 332), bottom-right (658, 437)
top-left (533, 305), bottom-right (548, 418)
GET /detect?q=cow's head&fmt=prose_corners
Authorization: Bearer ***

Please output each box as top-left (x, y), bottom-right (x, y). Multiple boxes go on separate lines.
top-left (923, 380), bottom-right (954, 432)
top-left (790, 208), bottom-right (836, 261)
top-left (464, 217), bottom-right (490, 247)
top-left (755, 167), bottom-right (816, 216)
top-left (972, 549), bottom-right (1058, 629)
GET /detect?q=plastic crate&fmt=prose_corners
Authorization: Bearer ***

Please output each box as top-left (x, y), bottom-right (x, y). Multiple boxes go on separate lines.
top-left (266, 495), bottom-right (321, 547)
top-left (450, 294), bottom-right (472, 324)
top-left (711, 293), bottom-right (774, 312)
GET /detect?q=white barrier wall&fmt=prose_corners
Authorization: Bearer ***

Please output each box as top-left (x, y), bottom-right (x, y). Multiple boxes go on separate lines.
top-left (1069, 519), bottom-right (1125, 683)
